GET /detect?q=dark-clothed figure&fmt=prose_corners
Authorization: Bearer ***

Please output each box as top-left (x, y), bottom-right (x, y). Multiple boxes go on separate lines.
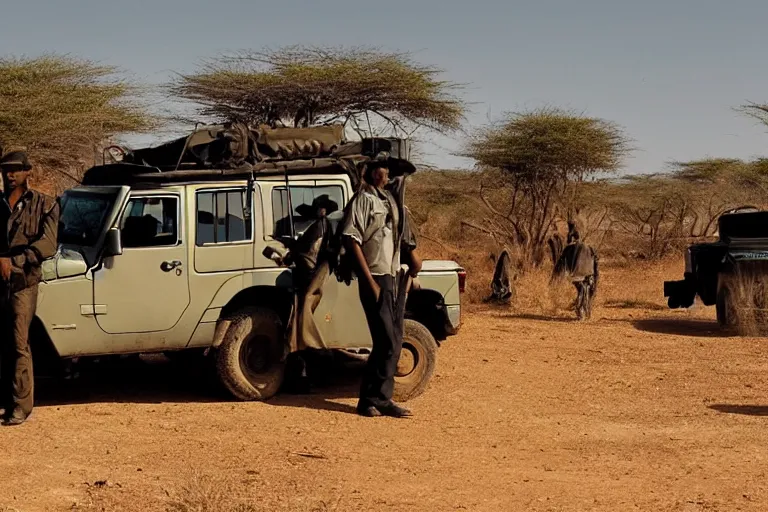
top-left (288, 195), bottom-right (338, 290)
top-left (552, 242), bottom-right (599, 320)
top-left (487, 249), bottom-right (514, 304)
top-left (341, 155), bottom-right (420, 418)
top-left (0, 151), bottom-right (59, 425)
top-left (281, 195), bottom-right (338, 394)
top-left (566, 220), bottom-right (580, 245)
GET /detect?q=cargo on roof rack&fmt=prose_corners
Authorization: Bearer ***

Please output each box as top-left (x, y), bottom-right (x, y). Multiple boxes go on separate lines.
top-left (81, 157), bottom-right (362, 186)
top-left (90, 123), bottom-right (415, 186)
top-left (116, 122), bottom-right (411, 169)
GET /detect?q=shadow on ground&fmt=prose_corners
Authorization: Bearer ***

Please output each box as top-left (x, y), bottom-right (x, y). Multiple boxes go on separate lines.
top-left (632, 318), bottom-right (732, 338)
top-left (603, 300), bottom-right (667, 311)
top-left (708, 404), bottom-right (768, 416)
top-left (34, 351), bottom-right (365, 413)
top-left (499, 313), bottom-right (576, 323)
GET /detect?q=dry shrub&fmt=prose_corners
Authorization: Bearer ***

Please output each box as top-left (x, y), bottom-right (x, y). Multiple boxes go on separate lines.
top-left (722, 264), bottom-right (768, 336)
top-left (510, 268), bottom-right (573, 316)
top-left (167, 474), bottom-right (256, 512)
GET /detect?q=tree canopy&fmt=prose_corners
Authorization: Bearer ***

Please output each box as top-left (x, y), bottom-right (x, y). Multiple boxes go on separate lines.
top-left (0, 54), bottom-right (154, 190)
top-left (461, 108), bottom-right (631, 265)
top-left (170, 45), bottom-right (466, 135)
top-left (465, 107), bottom-right (630, 182)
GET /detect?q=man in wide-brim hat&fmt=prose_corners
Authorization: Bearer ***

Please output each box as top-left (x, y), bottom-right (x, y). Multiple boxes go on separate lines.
top-left (340, 151), bottom-right (421, 418)
top-left (0, 151), bottom-right (59, 426)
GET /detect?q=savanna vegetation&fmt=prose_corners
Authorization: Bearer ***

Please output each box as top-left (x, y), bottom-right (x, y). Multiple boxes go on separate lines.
top-left (2, 46), bottom-right (768, 302)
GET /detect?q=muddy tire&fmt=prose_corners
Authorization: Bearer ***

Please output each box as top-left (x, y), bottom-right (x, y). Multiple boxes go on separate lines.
top-left (215, 307), bottom-right (285, 401)
top-left (716, 284), bottom-right (733, 327)
top-left (393, 319), bottom-right (438, 402)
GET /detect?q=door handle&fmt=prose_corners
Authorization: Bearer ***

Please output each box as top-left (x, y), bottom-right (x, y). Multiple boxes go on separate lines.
top-left (161, 260), bottom-right (182, 272)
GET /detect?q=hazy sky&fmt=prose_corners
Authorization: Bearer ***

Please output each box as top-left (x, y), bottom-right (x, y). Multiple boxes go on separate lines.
top-left (1, 0), bottom-right (767, 174)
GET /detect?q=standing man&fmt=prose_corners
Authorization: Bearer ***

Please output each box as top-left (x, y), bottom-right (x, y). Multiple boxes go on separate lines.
top-left (0, 151), bottom-right (59, 426)
top-left (342, 153), bottom-right (420, 418)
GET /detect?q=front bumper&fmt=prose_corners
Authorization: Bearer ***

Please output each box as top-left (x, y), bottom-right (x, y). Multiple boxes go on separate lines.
top-left (663, 274), bottom-right (697, 308)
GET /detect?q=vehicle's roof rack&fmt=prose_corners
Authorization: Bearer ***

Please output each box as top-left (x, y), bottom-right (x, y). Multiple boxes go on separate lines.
top-left (83, 158), bottom-right (353, 186)
top-left (86, 123), bottom-right (415, 187)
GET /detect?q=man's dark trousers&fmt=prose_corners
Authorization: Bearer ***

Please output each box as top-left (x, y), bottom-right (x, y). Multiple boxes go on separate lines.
top-left (358, 273), bottom-right (408, 408)
top-left (0, 285), bottom-right (37, 416)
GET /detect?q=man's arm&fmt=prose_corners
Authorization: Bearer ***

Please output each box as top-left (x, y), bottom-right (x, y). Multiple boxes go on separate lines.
top-left (12, 198), bottom-right (60, 270)
top-left (404, 248), bottom-right (422, 278)
top-left (340, 193), bottom-right (380, 300)
top-left (344, 237), bottom-right (380, 300)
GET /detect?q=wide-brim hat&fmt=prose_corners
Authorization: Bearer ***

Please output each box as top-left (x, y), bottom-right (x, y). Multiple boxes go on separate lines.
top-left (0, 151), bottom-right (32, 172)
top-left (367, 151), bottom-right (391, 169)
top-left (295, 194), bottom-right (339, 218)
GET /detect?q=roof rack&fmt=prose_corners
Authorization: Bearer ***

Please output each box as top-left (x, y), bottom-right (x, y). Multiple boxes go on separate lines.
top-left (81, 157), bottom-right (370, 187)
top-left (85, 124), bottom-right (416, 187)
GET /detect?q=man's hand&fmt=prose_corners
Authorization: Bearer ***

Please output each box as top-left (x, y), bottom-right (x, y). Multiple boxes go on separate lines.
top-left (345, 237), bottom-right (381, 302)
top-left (0, 258), bottom-right (12, 282)
top-left (407, 249), bottom-right (423, 278)
top-left (368, 278), bottom-right (381, 302)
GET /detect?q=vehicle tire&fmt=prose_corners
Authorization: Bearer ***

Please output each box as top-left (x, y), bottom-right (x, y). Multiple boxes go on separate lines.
top-left (716, 280), bottom-right (736, 327)
top-left (393, 319), bottom-right (438, 402)
top-left (215, 307), bottom-right (286, 401)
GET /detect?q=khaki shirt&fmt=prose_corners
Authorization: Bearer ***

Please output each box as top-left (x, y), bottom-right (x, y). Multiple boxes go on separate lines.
top-left (0, 189), bottom-right (59, 292)
top-left (341, 184), bottom-right (401, 276)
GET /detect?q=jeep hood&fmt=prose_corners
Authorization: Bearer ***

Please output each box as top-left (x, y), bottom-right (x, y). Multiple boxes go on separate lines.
top-left (42, 248), bottom-right (89, 281)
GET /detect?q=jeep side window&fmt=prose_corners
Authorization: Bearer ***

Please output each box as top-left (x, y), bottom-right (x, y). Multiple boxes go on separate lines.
top-left (120, 197), bottom-right (179, 248)
top-left (272, 185), bottom-right (344, 238)
top-left (196, 189), bottom-right (252, 245)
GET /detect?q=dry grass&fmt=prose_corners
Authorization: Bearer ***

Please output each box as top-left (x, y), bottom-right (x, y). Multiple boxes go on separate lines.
top-left (721, 263), bottom-right (768, 336)
top-left (167, 474), bottom-right (257, 512)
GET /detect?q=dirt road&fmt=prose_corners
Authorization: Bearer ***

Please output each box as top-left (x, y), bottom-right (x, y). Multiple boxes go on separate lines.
top-left (1, 295), bottom-right (767, 511)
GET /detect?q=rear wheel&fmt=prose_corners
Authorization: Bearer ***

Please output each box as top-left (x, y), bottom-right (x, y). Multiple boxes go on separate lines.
top-left (393, 320), bottom-right (438, 402)
top-left (716, 282), bottom-right (735, 327)
top-left (215, 307), bottom-right (286, 401)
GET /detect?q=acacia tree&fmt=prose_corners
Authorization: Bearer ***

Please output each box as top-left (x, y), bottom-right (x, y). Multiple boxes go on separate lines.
top-left (170, 45), bottom-right (465, 137)
top-left (0, 54), bottom-right (154, 192)
top-left (463, 108), bottom-right (630, 266)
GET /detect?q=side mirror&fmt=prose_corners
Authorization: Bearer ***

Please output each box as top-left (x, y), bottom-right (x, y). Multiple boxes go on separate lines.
top-left (103, 228), bottom-right (123, 257)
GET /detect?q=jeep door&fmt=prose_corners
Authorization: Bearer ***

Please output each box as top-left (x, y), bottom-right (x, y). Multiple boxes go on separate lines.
top-left (92, 188), bottom-right (191, 336)
top-left (274, 177), bottom-right (373, 349)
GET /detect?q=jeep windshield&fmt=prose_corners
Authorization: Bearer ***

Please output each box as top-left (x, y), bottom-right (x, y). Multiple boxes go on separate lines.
top-left (58, 190), bottom-right (119, 246)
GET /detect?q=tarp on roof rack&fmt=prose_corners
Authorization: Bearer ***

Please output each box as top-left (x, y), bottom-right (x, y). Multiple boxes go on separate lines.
top-left (122, 122), bottom-right (346, 169)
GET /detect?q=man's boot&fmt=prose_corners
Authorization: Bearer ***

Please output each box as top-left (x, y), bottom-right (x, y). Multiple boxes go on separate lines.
top-left (375, 401), bottom-right (412, 418)
top-left (3, 407), bottom-right (27, 426)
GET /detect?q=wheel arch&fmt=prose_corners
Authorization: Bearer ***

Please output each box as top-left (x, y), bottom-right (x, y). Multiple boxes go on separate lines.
top-left (212, 286), bottom-right (294, 349)
top-left (405, 288), bottom-right (448, 342)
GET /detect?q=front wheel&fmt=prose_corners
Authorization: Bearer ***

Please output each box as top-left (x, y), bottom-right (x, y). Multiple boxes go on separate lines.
top-left (393, 320), bottom-right (438, 402)
top-left (215, 307), bottom-right (286, 401)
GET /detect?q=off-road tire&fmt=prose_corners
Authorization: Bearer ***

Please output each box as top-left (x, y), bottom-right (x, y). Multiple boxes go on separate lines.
top-left (393, 319), bottom-right (438, 402)
top-left (716, 285), bottom-right (730, 327)
top-left (215, 307), bottom-right (285, 401)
